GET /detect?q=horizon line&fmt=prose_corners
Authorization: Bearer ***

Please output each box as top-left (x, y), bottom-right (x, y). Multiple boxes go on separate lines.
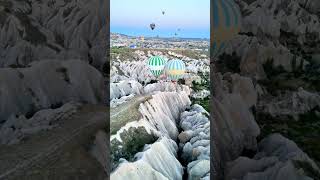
top-left (111, 32), bottom-right (210, 39)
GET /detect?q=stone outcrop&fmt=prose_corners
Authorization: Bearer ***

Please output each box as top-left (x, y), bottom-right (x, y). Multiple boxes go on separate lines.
top-left (110, 80), bottom-right (143, 100)
top-left (90, 130), bottom-right (109, 174)
top-left (0, 102), bottom-right (79, 145)
top-left (110, 91), bottom-right (191, 174)
top-left (0, 0), bottom-right (108, 70)
top-left (258, 87), bottom-right (320, 120)
top-left (0, 59), bottom-right (104, 122)
top-left (178, 105), bottom-right (210, 180)
top-left (222, 0), bottom-right (320, 79)
top-left (111, 137), bottom-right (184, 180)
top-left (225, 134), bottom-right (320, 180)
top-left (212, 73), bottom-right (260, 167)
top-left (144, 82), bottom-right (191, 96)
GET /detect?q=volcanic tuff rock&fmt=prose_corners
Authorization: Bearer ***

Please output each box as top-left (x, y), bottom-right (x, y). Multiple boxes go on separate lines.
top-left (178, 104), bottom-right (210, 180)
top-left (224, 0), bottom-right (320, 79)
top-left (144, 82), bottom-right (191, 95)
top-left (110, 50), bottom-right (209, 84)
top-left (110, 80), bottom-right (143, 100)
top-left (258, 87), bottom-right (320, 120)
top-left (0, 102), bottom-right (79, 145)
top-left (138, 91), bottom-right (191, 140)
top-left (110, 92), bottom-right (192, 178)
top-left (0, 0), bottom-right (107, 70)
top-left (225, 134), bottom-right (320, 180)
top-left (211, 0), bottom-right (320, 179)
top-left (111, 137), bottom-right (183, 180)
top-left (0, 59), bottom-right (104, 122)
top-left (90, 130), bottom-right (109, 174)
top-left (212, 73), bottom-right (260, 160)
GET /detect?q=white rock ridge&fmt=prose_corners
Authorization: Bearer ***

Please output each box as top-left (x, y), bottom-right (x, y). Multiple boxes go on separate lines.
top-left (178, 105), bottom-right (210, 180)
top-left (111, 91), bottom-right (192, 179)
top-left (0, 59), bottom-right (104, 122)
top-left (225, 134), bottom-right (320, 180)
top-left (0, 102), bottom-right (79, 145)
top-left (0, 0), bottom-right (107, 70)
top-left (111, 137), bottom-right (183, 180)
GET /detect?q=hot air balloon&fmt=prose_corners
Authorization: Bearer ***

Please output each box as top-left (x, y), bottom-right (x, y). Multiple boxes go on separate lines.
top-left (150, 23), bottom-right (156, 30)
top-left (211, 0), bottom-right (242, 59)
top-left (148, 56), bottom-right (166, 78)
top-left (162, 11), bottom-right (165, 15)
top-left (165, 59), bottom-right (186, 81)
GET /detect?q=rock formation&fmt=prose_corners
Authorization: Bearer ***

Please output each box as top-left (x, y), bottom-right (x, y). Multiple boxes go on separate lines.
top-left (0, 0), bottom-right (108, 70)
top-left (212, 0), bottom-right (320, 179)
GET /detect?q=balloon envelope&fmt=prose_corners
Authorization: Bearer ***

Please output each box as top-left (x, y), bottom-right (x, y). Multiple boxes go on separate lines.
top-left (150, 23), bottom-right (156, 30)
top-left (148, 56), bottom-right (166, 77)
top-left (211, 0), bottom-right (242, 58)
top-left (165, 59), bottom-right (186, 80)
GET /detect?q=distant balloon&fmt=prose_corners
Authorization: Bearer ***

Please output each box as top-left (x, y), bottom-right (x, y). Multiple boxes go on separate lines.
top-left (165, 59), bottom-right (186, 81)
top-left (148, 56), bottom-right (166, 77)
top-left (162, 11), bottom-right (165, 15)
top-left (211, 0), bottom-right (242, 58)
top-left (150, 23), bottom-right (156, 30)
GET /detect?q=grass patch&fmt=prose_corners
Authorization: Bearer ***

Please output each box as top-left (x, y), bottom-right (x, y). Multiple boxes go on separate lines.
top-left (190, 71), bottom-right (210, 112)
top-left (111, 127), bottom-right (157, 171)
top-left (191, 97), bottom-right (210, 112)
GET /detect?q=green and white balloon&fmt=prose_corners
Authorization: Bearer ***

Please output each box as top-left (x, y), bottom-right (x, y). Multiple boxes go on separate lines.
top-left (147, 56), bottom-right (166, 77)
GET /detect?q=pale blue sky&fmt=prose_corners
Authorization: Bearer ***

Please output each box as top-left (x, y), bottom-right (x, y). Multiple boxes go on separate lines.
top-left (111, 0), bottom-right (210, 38)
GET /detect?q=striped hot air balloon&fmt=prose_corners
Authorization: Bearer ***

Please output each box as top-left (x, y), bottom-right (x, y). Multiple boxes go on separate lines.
top-left (165, 59), bottom-right (186, 81)
top-left (211, 0), bottom-right (242, 58)
top-left (148, 56), bottom-right (166, 78)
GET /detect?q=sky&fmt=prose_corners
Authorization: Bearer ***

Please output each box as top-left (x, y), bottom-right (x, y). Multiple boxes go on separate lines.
top-left (111, 0), bottom-right (210, 39)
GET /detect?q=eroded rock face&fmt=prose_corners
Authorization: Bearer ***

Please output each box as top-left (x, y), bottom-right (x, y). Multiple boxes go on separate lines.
top-left (110, 80), bottom-right (143, 100)
top-left (111, 137), bottom-right (184, 180)
top-left (139, 92), bottom-right (191, 140)
top-left (258, 88), bottom-right (320, 120)
top-left (212, 73), bottom-right (260, 164)
top-left (0, 59), bottom-right (104, 122)
top-left (110, 50), bottom-right (209, 85)
top-left (0, 102), bottom-right (79, 145)
top-left (110, 91), bottom-right (191, 177)
top-left (178, 105), bottom-right (210, 180)
top-left (225, 134), bottom-right (320, 180)
top-left (90, 130), bottom-right (109, 174)
top-left (211, 0), bottom-right (320, 179)
top-left (222, 0), bottom-right (320, 79)
top-left (0, 0), bottom-right (107, 70)
top-left (144, 82), bottom-right (191, 96)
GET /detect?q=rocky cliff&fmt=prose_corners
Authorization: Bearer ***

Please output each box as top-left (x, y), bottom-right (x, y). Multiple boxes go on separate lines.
top-left (212, 0), bottom-right (320, 179)
top-left (0, 0), bottom-right (108, 70)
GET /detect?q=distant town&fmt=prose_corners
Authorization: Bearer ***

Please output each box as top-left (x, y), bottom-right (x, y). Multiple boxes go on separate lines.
top-left (111, 33), bottom-right (209, 51)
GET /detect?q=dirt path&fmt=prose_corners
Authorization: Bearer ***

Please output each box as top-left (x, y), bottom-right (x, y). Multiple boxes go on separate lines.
top-left (0, 104), bottom-right (108, 180)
